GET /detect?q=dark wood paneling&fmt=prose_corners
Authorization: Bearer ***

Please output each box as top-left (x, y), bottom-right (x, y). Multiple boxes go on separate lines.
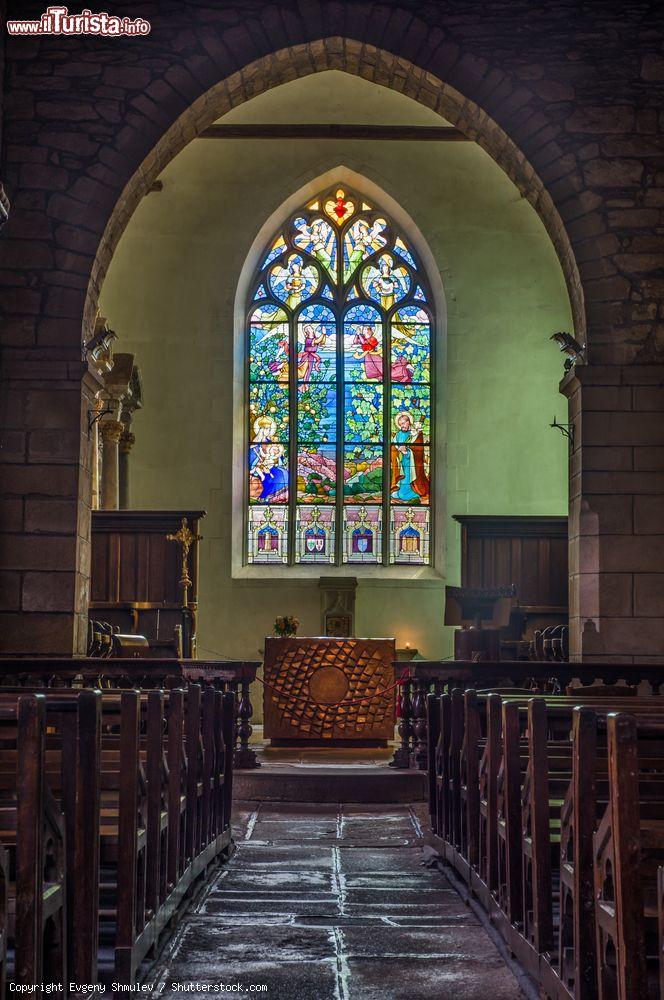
top-left (90, 509), bottom-right (206, 607)
top-left (454, 516), bottom-right (568, 612)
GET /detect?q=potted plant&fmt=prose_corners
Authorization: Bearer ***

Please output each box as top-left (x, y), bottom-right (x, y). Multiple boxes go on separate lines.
top-left (273, 615), bottom-right (300, 637)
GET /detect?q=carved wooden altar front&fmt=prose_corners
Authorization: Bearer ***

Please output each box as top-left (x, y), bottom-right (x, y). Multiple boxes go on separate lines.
top-left (263, 637), bottom-right (396, 745)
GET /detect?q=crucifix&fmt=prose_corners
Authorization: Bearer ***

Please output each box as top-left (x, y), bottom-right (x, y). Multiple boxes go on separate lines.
top-left (167, 517), bottom-right (203, 656)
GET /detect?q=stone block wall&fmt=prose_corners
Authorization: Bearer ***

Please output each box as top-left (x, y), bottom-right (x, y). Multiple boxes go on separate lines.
top-left (0, 0), bottom-right (663, 654)
top-left (565, 364), bottom-right (664, 663)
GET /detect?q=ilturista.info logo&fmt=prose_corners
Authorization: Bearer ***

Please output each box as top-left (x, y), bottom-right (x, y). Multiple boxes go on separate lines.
top-left (6, 5), bottom-right (151, 35)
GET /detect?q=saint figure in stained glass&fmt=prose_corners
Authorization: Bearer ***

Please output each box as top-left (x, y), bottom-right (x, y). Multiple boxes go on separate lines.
top-left (390, 412), bottom-right (429, 504)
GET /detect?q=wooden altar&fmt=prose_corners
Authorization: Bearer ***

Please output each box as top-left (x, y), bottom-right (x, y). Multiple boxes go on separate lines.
top-left (263, 637), bottom-right (396, 745)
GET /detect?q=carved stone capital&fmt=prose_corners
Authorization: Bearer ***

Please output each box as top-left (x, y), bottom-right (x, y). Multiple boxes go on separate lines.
top-left (119, 430), bottom-right (135, 453)
top-left (100, 419), bottom-right (123, 444)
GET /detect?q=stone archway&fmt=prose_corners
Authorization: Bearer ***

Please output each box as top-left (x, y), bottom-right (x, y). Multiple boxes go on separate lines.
top-left (86, 38), bottom-right (587, 350)
top-left (0, 12), bottom-right (635, 656)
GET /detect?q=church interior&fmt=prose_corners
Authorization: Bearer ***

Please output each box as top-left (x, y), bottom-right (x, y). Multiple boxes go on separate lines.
top-left (0, 1), bottom-right (663, 997)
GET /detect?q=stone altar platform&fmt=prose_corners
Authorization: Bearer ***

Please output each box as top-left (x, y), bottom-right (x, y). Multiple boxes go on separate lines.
top-left (234, 729), bottom-right (427, 803)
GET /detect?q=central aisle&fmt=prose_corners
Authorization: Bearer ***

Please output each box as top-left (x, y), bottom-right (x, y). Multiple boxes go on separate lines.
top-left (151, 802), bottom-right (527, 999)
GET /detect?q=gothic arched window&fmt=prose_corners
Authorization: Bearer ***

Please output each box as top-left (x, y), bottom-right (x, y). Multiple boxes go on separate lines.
top-left (247, 186), bottom-right (432, 567)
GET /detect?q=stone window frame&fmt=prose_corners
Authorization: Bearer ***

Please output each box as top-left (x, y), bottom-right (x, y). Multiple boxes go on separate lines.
top-left (231, 166), bottom-right (447, 581)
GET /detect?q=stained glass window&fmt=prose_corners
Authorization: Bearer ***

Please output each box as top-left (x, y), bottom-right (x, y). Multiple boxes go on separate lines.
top-left (246, 186), bottom-right (433, 567)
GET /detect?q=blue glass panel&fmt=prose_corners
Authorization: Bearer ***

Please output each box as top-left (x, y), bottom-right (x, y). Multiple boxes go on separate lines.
top-left (393, 236), bottom-right (417, 269)
top-left (261, 235), bottom-right (287, 270)
top-left (249, 384), bottom-right (289, 442)
top-left (249, 443), bottom-right (289, 504)
top-left (293, 216), bottom-right (338, 282)
top-left (298, 383), bottom-right (336, 442)
top-left (343, 217), bottom-right (387, 280)
top-left (344, 384), bottom-right (383, 442)
top-left (391, 308), bottom-right (431, 383)
top-left (361, 254), bottom-right (411, 307)
top-left (343, 445), bottom-right (383, 503)
top-left (297, 445), bottom-right (336, 502)
top-left (390, 444), bottom-right (430, 505)
top-left (391, 386), bottom-right (430, 442)
top-left (268, 254), bottom-right (319, 308)
top-left (344, 304), bottom-right (382, 382)
top-left (298, 303), bottom-right (335, 323)
top-left (249, 306), bottom-right (289, 382)
top-left (253, 283), bottom-right (268, 301)
top-left (414, 285), bottom-right (427, 301)
top-left (321, 284), bottom-right (334, 301)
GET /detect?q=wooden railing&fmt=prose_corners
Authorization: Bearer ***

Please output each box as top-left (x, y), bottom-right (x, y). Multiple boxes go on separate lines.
top-left (391, 660), bottom-right (664, 770)
top-left (0, 657), bottom-right (261, 769)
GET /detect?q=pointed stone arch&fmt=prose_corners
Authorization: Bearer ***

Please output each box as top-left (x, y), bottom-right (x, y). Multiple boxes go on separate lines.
top-left (87, 38), bottom-right (587, 353)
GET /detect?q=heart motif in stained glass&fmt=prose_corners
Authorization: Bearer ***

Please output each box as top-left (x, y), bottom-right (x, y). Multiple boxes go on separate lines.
top-left (325, 189), bottom-right (354, 225)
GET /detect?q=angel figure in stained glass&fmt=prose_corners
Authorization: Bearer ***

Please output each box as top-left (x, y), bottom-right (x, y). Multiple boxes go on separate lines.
top-left (391, 412), bottom-right (429, 503)
top-left (285, 260), bottom-right (305, 309)
top-left (372, 256), bottom-right (398, 309)
top-left (297, 324), bottom-right (326, 384)
top-left (391, 353), bottom-right (414, 384)
top-left (268, 337), bottom-right (289, 380)
top-left (346, 219), bottom-right (386, 276)
top-left (352, 325), bottom-right (383, 380)
top-left (295, 218), bottom-right (334, 272)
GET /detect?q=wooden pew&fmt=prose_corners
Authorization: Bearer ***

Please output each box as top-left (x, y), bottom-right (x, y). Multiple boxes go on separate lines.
top-left (427, 688), bottom-right (664, 999)
top-left (0, 683), bottom-right (235, 989)
top-left (594, 713), bottom-right (664, 1000)
top-left (0, 695), bottom-right (68, 989)
top-left (94, 686), bottom-right (234, 983)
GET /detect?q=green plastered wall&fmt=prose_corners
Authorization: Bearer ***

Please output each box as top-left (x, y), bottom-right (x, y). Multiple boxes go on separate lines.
top-left (100, 71), bottom-right (571, 703)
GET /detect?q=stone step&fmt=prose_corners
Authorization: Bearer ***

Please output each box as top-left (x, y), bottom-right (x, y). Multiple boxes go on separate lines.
top-left (235, 765), bottom-right (427, 803)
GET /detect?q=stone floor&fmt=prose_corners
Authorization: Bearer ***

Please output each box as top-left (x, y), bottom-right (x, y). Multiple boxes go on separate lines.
top-left (151, 802), bottom-right (528, 1000)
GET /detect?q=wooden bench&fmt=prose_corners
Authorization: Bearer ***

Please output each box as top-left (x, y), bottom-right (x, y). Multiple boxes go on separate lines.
top-left (0, 695), bottom-right (72, 988)
top-left (426, 687), bottom-right (664, 999)
top-left (0, 683), bottom-right (235, 990)
top-left (594, 713), bottom-right (664, 1000)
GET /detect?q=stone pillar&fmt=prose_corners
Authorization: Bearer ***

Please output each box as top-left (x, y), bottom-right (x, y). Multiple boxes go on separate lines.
top-left (0, 358), bottom-right (101, 655)
top-left (99, 419), bottom-right (123, 510)
top-left (118, 428), bottom-right (135, 509)
top-left (562, 364), bottom-right (664, 664)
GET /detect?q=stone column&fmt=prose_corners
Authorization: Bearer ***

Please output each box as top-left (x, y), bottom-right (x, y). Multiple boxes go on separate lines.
top-left (118, 428), bottom-right (135, 509)
top-left (99, 418), bottom-right (123, 510)
top-left (562, 363), bottom-right (664, 664)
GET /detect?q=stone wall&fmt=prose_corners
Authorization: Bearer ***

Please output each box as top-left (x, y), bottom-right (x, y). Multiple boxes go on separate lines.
top-left (0, 0), bottom-right (663, 654)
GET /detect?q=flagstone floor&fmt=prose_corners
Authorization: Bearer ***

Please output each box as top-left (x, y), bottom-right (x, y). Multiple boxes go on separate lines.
top-left (150, 802), bottom-right (529, 1000)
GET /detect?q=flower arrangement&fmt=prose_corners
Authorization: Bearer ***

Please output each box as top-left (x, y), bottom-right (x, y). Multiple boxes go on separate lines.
top-left (273, 615), bottom-right (300, 637)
